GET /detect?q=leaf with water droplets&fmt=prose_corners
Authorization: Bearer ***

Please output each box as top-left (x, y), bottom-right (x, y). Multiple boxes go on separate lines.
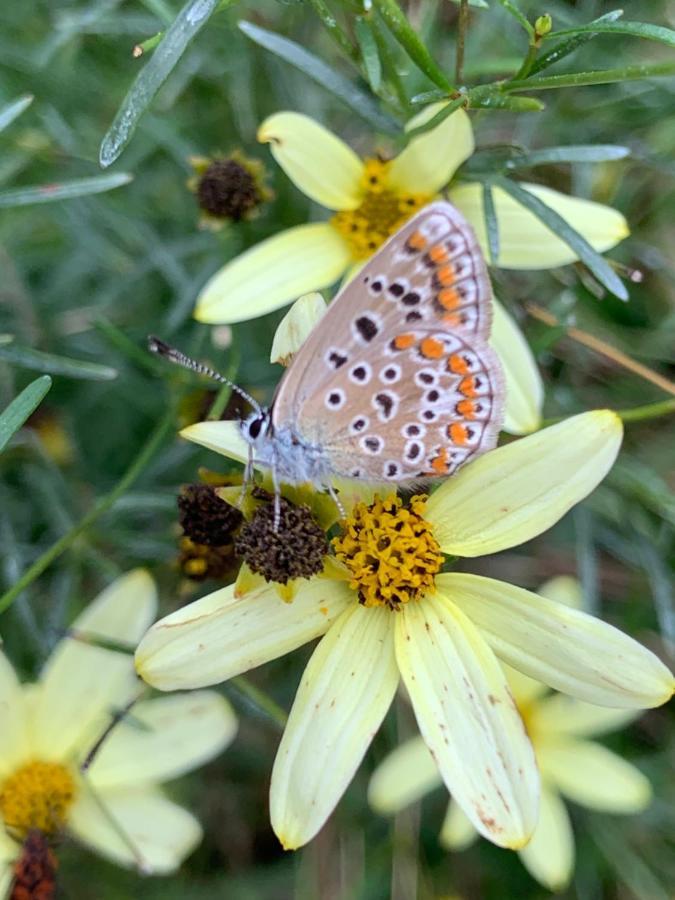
top-left (0, 173), bottom-right (132, 208)
top-left (0, 376), bottom-right (52, 454)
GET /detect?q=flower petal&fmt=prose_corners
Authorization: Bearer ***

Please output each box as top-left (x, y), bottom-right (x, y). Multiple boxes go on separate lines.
top-left (442, 573), bottom-right (675, 708)
top-left (258, 112), bottom-right (364, 210)
top-left (69, 785), bottom-right (201, 874)
top-left (426, 410), bottom-right (622, 557)
top-left (270, 292), bottom-right (327, 366)
top-left (503, 664), bottom-right (549, 707)
top-left (88, 692), bottom-right (237, 790)
top-left (136, 579), bottom-right (353, 691)
top-left (531, 693), bottom-right (642, 739)
top-left (539, 739), bottom-right (652, 813)
top-left (388, 106), bottom-right (474, 196)
top-left (0, 651), bottom-right (29, 776)
top-left (518, 786), bottom-right (574, 892)
top-left (180, 419), bottom-right (248, 465)
top-left (451, 182), bottom-right (629, 269)
top-left (194, 223), bottom-right (352, 324)
top-left (270, 604), bottom-right (398, 849)
top-left (491, 298), bottom-right (543, 436)
top-left (32, 570), bottom-right (157, 760)
top-left (538, 575), bottom-right (583, 610)
top-left (439, 801), bottom-right (478, 851)
top-left (395, 593), bottom-right (539, 849)
top-left (368, 736), bottom-right (442, 815)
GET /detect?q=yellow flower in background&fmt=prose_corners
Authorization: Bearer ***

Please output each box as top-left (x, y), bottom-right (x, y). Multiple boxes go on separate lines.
top-left (0, 571), bottom-right (237, 891)
top-left (194, 106), bottom-right (629, 325)
top-left (136, 410), bottom-right (674, 853)
top-left (368, 577), bottom-right (655, 893)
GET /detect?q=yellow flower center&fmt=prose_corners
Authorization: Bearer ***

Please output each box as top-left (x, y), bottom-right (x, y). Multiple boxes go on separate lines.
top-left (331, 159), bottom-right (432, 259)
top-left (0, 761), bottom-right (76, 838)
top-left (332, 494), bottom-right (443, 609)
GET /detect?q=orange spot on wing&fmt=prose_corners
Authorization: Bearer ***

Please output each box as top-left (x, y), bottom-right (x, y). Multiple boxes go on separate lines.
top-left (429, 243), bottom-right (449, 265)
top-left (448, 353), bottom-right (469, 375)
top-left (457, 399), bottom-right (476, 418)
top-left (435, 265), bottom-right (455, 287)
top-left (430, 447), bottom-right (450, 474)
top-left (407, 230), bottom-right (427, 252)
top-left (459, 375), bottom-right (478, 398)
top-left (448, 423), bottom-right (469, 445)
top-left (420, 337), bottom-right (444, 359)
top-left (394, 333), bottom-right (416, 350)
top-left (437, 287), bottom-right (459, 311)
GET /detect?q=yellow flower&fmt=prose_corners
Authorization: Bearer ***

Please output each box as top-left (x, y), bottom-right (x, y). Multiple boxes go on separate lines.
top-left (136, 411), bottom-right (673, 853)
top-left (368, 578), bottom-right (655, 892)
top-left (194, 105), bottom-right (628, 325)
top-left (0, 571), bottom-right (237, 890)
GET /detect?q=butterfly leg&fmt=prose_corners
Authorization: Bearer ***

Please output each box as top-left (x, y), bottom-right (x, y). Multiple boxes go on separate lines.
top-left (271, 461), bottom-right (282, 532)
top-left (328, 483), bottom-right (346, 521)
top-left (237, 443), bottom-right (256, 509)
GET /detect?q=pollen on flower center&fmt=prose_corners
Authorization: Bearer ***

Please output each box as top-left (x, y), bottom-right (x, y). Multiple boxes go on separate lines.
top-left (332, 494), bottom-right (443, 609)
top-left (331, 159), bottom-right (431, 259)
top-left (0, 761), bottom-right (76, 837)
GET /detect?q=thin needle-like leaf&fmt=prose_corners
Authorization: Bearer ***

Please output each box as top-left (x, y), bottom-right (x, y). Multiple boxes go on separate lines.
top-left (0, 344), bottom-right (118, 381)
top-left (373, 0), bottom-right (454, 91)
top-left (548, 20), bottom-right (675, 48)
top-left (506, 145), bottom-right (630, 167)
top-left (0, 173), bottom-right (132, 208)
top-left (0, 94), bottom-right (34, 134)
top-left (528, 10), bottom-right (624, 76)
top-left (0, 376), bottom-right (52, 454)
top-left (482, 183), bottom-right (500, 265)
top-left (355, 17), bottom-right (382, 93)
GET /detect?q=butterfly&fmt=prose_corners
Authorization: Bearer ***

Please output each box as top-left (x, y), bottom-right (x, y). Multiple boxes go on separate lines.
top-left (151, 201), bottom-right (504, 517)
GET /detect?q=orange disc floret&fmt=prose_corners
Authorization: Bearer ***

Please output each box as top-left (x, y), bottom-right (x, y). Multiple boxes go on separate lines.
top-left (456, 399), bottom-right (476, 419)
top-left (420, 337), bottom-right (445, 359)
top-left (448, 423), bottom-right (469, 445)
top-left (448, 353), bottom-right (469, 375)
top-left (459, 375), bottom-right (478, 397)
top-left (393, 333), bottom-right (416, 350)
top-left (437, 287), bottom-right (459, 311)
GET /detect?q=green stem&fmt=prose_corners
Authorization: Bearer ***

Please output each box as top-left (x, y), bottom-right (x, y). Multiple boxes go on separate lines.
top-left (373, 0), bottom-right (454, 92)
top-left (511, 41), bottom-right (538, 81)
top-left (504, 60), bottom-right (675, 91)
top-left (455, 0), bottom-right (469, 85)
top-left (541, 399), bottom-right (675, 428)
top-left (230, 675), bottom-right (288, 728)
top-left (370, 16), bottom-right (411, 113)
top-left (0, 407), bottom-right (176, 615)
top-left (306, 0), bottom-right (360, 63)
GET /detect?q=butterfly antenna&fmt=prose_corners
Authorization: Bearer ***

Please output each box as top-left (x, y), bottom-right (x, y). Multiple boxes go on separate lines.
top-left (148, 335), bottom-right (262, 414)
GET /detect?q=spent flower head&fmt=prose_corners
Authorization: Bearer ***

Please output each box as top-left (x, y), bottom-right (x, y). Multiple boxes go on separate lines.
top-left (188, 151), bottom-right (272, 231)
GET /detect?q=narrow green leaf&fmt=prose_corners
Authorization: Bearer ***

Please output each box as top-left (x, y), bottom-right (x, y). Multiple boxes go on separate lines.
top-left (405, 97), bottom-right (465, 140)
top-left (0, 345), bottom-right (118, 381)
top-left (506, 61), bottom-right (675, 91)
top-left (239, 21), bottom-right (399, 134)
top-left (496, 0), bottom-right (534, 37)
top-left (0, 173), bottom-right (132, 208)
top-left (372, 0), bottom-right (454, 91)
top-left (410, 89), bottom-right (450, 106)
top-left (99, 0), bottom-right (223, 168)
top-left (0, 94), bottom-right (34, 134)
top-left (355, 17), bottom-right (382, 92)
top-left (529, 10), bottom-right (624, 76)
top-left (0, 376), bottom-right (52, 454)
top-left (470, 92), bottom-right (544, 112)
top-left (491, 176), bottom-right (628, 301)
top-left (548, 20), bottom-right (675, 49)
top-left (448, 0), bottom-right (488, 7)
top-left (506, 145), bottom-right (630, 167)
top-left (482, 183), bottom-right (499, 265)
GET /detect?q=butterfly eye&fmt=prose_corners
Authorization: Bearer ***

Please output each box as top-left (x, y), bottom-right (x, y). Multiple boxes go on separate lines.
top-left (248, 417), bottom-right (264, 439)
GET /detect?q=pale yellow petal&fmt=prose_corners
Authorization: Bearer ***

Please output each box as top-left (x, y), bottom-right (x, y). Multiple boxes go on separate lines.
top-left (0, 865), bottom-right (13, 900)
top-left (441, 573), bottom-right (675, 708)
top-left (270, 292), bottom-right (327, 366)
top-left (427, 410), bottom-right (622, 557)
top-left (258, 111), bottom-right (364, 210)
top-left (368, 736), bottom-right (442, 815)
top-left (180, 419), bottom-right (248, 465)
top-left (451, 182), bottom-right (629, 269)
top-left (0, 830), bottom-right (17, 865)
top-left (518, 786), bottom-right (574, 892)
top-left (531, 693), bottom-right (642, 739)
top-left (503, 664), bottom-right (549, 707)
top-left (491, 298), bottom-right (543, 436)
top-left (32, 570), bottom-right (157, 760)
top-left (194, 223), bottom-right (352, 324)
top-left (388, 105), bottom-right (474, 195)
top-left (270, 605), bottom-right (398, 849)
top-left (0, 651), bottom-right (29, 776)
top-left (69, 785), bottom-right (201, 874)
top-left (539, 739), bottom-right (652, 813)
top-left (538, 575), bottom-right (584, 610)
top-left (439, 801), bottom-right (478, 851)
top-left (136, 579), bottom-right (353, 691)
top-left (395, 593), bottom-right (539, 849)
top-left (88, 692), bottom-right (237, 789)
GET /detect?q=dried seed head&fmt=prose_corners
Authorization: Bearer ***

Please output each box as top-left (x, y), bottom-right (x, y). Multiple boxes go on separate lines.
top-left (178, 484), bottom-right (243, 547)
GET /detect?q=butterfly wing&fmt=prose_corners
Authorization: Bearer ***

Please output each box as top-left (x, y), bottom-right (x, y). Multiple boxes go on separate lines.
top-left (271, 200), bottom-right (493, 429)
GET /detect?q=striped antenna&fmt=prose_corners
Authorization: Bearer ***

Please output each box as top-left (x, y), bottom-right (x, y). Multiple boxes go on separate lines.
top-left (148, 335), bottom-right (262, 414)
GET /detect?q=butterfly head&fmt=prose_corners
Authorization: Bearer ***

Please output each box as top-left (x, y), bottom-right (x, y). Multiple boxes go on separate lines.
top-left (241, 407), bottom-right (272, 448)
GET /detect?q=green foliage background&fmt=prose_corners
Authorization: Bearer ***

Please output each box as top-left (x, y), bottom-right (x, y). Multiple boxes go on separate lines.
top-left (0, 1), bottom-right (673, 897)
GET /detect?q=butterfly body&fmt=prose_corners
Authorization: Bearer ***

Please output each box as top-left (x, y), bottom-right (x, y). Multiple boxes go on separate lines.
top-left (240, 201), bottom-right (504, 491)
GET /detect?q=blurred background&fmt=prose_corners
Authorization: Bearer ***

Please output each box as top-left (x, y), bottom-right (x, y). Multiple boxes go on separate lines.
top-left (0, 1), bottom-right (673, 897)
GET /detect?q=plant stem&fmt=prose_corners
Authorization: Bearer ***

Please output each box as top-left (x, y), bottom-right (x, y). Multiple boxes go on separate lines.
top-left (0, 407), bottom-right (176, 615)
top-left (504, 60), bottom-right (675, 91)
top-left (616, 398), bottom-right (675, 424)
top-left (306, 0), bottom-right (360, 63)
top-left (455, 0), bottom-right (469, 85)
top-left (230, 675), bottom-right (288, 728)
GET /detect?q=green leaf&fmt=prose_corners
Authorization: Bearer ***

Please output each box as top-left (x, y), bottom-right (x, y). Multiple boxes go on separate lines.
top-left (0, 94), bottom-right (34, 134)
top-left (405, 96), bottom-right (465, 140)
top-left (548, 20), bottom-right (675, 49)
top-left (239, 21), bottom-right (399, 134)
top-left (410, 89), bottom-right (450, 105)
top-left (355, 17), bottom-right (382, 93)
top-left (496, 0), bottom-right (534, 37)
top-left (99, 0), bottom-right (224, 168)
top-left (0, 376), bottom-right (52, 454)
top-left (506, 61), bottom-right (675, 91)
top-left (529, 10), bottom-right (624, 76)
top-left (448, 0), bottom-right (488, 7)
top-left (0, 173), bottom-right (132, 208)
top-left (482, 183), bottom-right (499, 265)
top-left (372, 0), bottom-right (454, 91)
top-left (506, 145), bottom-right (630, 167)
top-left (470, 91), bottom-right (544, 112)
top-left (0, 344), bottom-right (118, 381)
top-left (491, 176), bottom-right (629, 301)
